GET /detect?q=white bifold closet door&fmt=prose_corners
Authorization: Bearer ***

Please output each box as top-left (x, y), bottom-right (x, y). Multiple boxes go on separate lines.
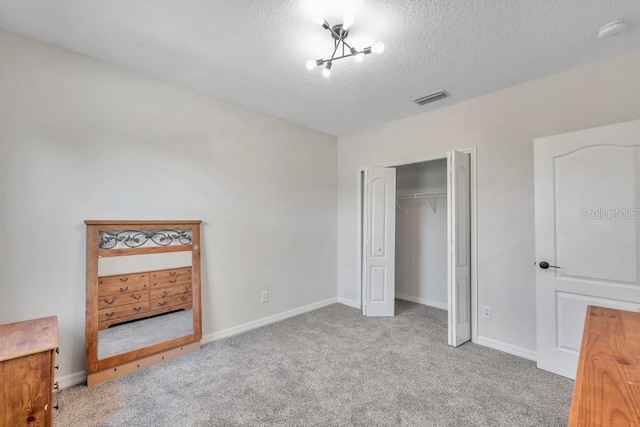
top-left (363, 167), bottom-right (397, 317)
top-left (448, 151), bottom-right (471, 346)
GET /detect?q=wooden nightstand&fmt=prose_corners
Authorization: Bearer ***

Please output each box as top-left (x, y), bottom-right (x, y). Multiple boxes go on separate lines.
top-left (0, 316), bottom-right (59, 427)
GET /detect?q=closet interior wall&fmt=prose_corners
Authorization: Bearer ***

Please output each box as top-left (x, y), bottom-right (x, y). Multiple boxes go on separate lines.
top-left (395, 159), bottom-right (448, 309)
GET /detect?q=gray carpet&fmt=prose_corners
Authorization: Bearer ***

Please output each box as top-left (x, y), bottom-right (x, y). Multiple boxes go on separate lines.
top-left (56, 302), bottom-right (574, 426)
top-left (98, 310), bottom-right (193, 359)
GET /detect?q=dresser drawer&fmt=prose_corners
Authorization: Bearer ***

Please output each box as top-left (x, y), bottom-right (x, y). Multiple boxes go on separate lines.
top-left (150, 284), bottom-right (191, 300)
top-left (150, 267), bottom-right (191, 289)
top-left (149, 293), bottom-right (192, 311)
top-left (98, 273), bottom-right (149, 297)
top-left (98, 301), bottom-right (149, 322)
top-left (98, 290), bottom-right (149, 309)
top-left (173, 293), bottom-right (192, 305)
top-left (149, 296), bottom-right (173, 310)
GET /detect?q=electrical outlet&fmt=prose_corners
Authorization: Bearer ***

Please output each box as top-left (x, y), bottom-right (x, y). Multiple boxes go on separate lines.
top-left (482, 305), bottom-right (492, 319)
top-left (261, 290), bottom-right (269, 303)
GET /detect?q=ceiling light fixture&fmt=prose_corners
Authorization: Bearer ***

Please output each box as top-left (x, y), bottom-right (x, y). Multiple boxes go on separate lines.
top-left (598, 20), bottom-right (626, 38)
top-left (306, 17), bottom-right (384, 77)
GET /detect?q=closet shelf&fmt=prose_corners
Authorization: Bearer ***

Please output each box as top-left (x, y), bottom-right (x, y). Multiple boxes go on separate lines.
top-left (396, 192), bottom-right (447, 213)
top-left (397, 191), bottom-right (447, 199)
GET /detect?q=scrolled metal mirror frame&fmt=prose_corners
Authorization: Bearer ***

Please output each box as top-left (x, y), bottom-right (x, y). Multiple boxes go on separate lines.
top-left (85, 220), bottom-right (202, 386)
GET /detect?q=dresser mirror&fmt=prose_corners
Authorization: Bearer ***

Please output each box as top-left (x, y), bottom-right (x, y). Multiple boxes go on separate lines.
top-left (96, 252), bottom-right (194, 359)
top-left (85, 220), bottom-right (202, 386)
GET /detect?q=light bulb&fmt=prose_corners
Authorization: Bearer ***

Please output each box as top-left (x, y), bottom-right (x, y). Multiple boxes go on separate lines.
top-left (322, 62), bottom-right (332, 78)
top-left (306, 59), bottom-right (317, 70)
top-left (355, 52), bottom-right (364, 62)
top-left (371, 41), bottom-right (385, 54)
top-left (343, 15), bottom-right (354, 30)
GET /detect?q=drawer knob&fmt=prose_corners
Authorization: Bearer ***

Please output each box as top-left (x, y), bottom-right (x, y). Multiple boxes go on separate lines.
top-left (104, 299), bottom-right (115, 305)
top-left (133, 307), bottom-right (142, 312)
top-left (55, 365), bottom-right (59, 370)
top-left (169, 271), bottom-right (177, 276)
top-left (169, 279), bottom-right (177, 284)
top-left (132, 295), bottom-right (142, 300)
top-left (105, 312), bottom-right (115, 317)
top-left (119, 277), bottom-right (129, 282)
top-left (54, 404), bottom-right (59, 410)
top-left (158, 301), bottom-right (168, 306)
top-left (119, 286), bottom-right (129, 292)
top-left (54, 381), bottom-right (59, 391)
top-left (162, 291), bottom-right (168, 297)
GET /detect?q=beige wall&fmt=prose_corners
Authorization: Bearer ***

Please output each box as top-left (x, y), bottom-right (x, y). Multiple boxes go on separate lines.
top-left (0, 30), bottom-right (337, 379)
top-left (337, 51), bottom-right (640, 356)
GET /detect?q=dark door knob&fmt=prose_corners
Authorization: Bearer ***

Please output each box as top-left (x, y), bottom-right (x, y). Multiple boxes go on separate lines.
top-left (539, 261), bottom-right (561, 269)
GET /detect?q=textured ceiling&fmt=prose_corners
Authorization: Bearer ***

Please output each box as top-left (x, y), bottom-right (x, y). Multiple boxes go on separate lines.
top-left (0, 0), bottom-right (639, 136)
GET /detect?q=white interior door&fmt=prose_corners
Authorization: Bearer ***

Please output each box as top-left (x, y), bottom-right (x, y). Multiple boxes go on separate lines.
top-left (535, 119), bottom-right (640, 379)
top-left (448, 151), bottom-right (471, 346)
top-left (363, 167), bottom-right (396, 317)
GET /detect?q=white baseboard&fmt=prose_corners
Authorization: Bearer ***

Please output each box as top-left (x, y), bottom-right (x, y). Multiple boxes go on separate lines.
top-left (476, 336), bottom-right (537, 361)
top-left (201, 297), bottom-right (337, 344)
top-left (395, 293), bottom-right (448, 310)
top-left (337, 297), bottom-right (360, 309)
top-left (56, 370), bottom-right (86, 390)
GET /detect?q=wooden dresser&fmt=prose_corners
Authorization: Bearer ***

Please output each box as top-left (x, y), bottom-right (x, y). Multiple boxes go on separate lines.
top-left (98, 267), bottom-right (192, 330)
top-left (0, 316), bottom-right (59, 427)
top-left (569, 306), bottom-right (640, 426)
top-left (149, 267), bottom-right (192, 314)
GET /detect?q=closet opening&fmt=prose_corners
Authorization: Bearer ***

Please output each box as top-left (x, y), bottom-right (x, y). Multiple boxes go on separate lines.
top-left (395, 158), bottom-right (448, 312)
top-left (357, 150), bottom-right (475, 347)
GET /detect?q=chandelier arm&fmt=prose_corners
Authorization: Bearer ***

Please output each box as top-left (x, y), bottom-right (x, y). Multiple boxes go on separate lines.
top-left (323, 24), bottom-right (351, 48)
top-left (341, 40), bottom-right (356, 51)
top-left (329, 38), bottom-right (341, 61)
top-left (317, 51), bottom-right (365, 65)
top-left (324, 22), bottom-right (356, 56)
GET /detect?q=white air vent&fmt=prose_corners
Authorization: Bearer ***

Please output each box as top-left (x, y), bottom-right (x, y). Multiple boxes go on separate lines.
top-left (413, 90), bottom-right (449, 106)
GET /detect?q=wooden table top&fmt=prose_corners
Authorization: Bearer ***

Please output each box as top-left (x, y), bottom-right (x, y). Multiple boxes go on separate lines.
top-left (568, 306), bottom-right (640, 426)
top-left (0, 316), bottom-right (58, 362)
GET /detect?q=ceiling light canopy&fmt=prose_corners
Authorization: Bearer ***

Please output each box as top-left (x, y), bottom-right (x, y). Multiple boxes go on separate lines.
top-left (305, 16), bottom-right (384, 77)
top-left (598, 20), bottom-right (626, 38)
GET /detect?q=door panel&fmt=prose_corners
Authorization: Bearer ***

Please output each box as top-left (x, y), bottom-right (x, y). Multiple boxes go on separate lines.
top-left (449, 151), bottom-right (471, 346)
top-left (457, 279), bottom-right (469, 324)
top-left (535, 119), bottom-right (640, 379)
top-left (556, 292), bottom-right (640, 353)
top-left (370, 267), bottom-right (386, 301)
top-left (364, 167), bottom-right (396, 317)
top-left (555, 146), bottom-right (638, 284)
top-left (370, 177), bottom-right (390, 259)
